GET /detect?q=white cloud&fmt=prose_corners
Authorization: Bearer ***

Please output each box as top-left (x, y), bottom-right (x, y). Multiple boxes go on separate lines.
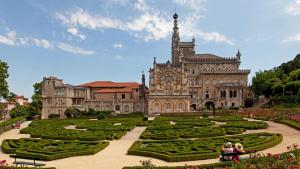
top-left (0, 31), bottom-right (17, 46)
top-left (55, 8), bottom-right (125, 30)
top-left (67, 28), bottom-right (86, 40)
top-left (54, 1), bottom-right (233, 45)
top-left (198, 32), bottom-right (234, 45)
top-left (58, 43), bottom-right (95, 55)
top-left (55, 6), bottom-right (171, 41)
top-left (173, 0), bottom-right (207, 12)
top-left (0, 30), bottom-right (53, 48)
top-left (285, 33), bottom-right (300, 42)
top-left (114, 55), bottom-right (124, 60)
top-left (113, 43), bottom-right (123, 49)
top-left (179, 15), bottom-right (234, 45)
top-left (0, 29), bottom-right (95, 55)
top-left (32, 38), bottom-right (53, 49)
top-left (286, 0), bottom-right (300, 15)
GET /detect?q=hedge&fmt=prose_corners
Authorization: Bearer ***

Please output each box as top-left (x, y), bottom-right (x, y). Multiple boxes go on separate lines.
top-left (20, 118), bottom-right (144, 141)
top-left (0, 116), bottom-right (26, 134)
top-left (274, 119), bottom-right (300, 131)
top-left (222, 121), bottom-right (269, 130)
top-left (128, 132), bottom-right (282, 162)
top-left (2, 138), bottom-right (109, 161)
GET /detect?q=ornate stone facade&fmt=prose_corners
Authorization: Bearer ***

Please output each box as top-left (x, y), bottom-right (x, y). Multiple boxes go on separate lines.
top-left (148, 13), bottom-right (250, 115)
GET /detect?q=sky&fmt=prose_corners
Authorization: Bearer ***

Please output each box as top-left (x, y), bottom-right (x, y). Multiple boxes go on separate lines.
top-left (0, 0), bottom-right (300, 99)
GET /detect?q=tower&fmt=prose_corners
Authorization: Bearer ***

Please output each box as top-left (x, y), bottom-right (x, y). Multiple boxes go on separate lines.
top-left (141, 71), bottom-right (145, 87)
top-left (236, 49), bottom-right (241, 61)
top-left (172, 13), bottom-right (180, 64)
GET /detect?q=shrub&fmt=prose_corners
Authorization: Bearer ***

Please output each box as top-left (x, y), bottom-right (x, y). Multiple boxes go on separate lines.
top-left (222, 121), bottom-right (268, 130)
top-left (48, 114), bottom-right (60, 119)
top-left (9, 105), bottom-right (28, 118)
top-left (2, 138), bottom-right (109, 161)
top-left (128, 132), bottom-right (282, 162)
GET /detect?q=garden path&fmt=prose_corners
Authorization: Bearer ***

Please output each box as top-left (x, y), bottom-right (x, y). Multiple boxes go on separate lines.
top-left (0, 121), bottom-right (31, 161)
top-left (1, 120), bottom-right (300, 169)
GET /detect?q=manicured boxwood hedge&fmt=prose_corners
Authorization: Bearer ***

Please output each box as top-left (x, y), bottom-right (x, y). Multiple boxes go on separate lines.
top-left (128, 132), bottom-right (282, 162)
top-left (222, 121), bottom-right (268, 130)
top-left (0, 116), bottom-right (26, 134)
top-left (2, 138), bottom-right (109, 161)
top-left (20, 118), bottom-right (145, 141)
top-left (209, 116), bottom-right (246, 122)
top-left (223, 127), bottom-right (245, 135)
top-left (140, 127), bottom-right (225, 140)
top-left (274, 119), bottom-right (300, 131)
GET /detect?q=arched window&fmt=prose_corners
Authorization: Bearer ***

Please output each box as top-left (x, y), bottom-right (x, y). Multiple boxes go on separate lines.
top-left (166, 103), bottom-right (171, 110)
top-left (124, 105), bottom-right (129, 112)
top-left (115, 105), bottom-right (120, 111)
top-left (154, 103), bottom-right (160, 113)
top-left (178, 103), bottom-right (184, 111)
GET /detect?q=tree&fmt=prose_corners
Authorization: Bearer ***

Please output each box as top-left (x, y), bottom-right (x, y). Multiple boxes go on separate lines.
top-left (10, 105), bottom-right (28, 118)
top-left (277, 54), bottom-right (300, 74)
top-left (0, 59), bottom-right (9, 101)
top-left (29, 82), bottom-right (42, 116)
top-left (288, 69), bottom-right (300, 81)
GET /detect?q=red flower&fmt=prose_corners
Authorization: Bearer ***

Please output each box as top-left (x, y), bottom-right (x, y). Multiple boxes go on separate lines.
top-left (273, 154), bottom-right (280, 160)
top-left (233, 159), bottom-right (239, 164)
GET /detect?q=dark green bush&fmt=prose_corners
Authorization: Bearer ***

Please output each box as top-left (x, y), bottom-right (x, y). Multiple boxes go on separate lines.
top-left (48, 114), bottom-right (60, 119)
top-left (2, 138), bottom-right (109, 161)
top-left (128, 132), bottom-right (282, 162)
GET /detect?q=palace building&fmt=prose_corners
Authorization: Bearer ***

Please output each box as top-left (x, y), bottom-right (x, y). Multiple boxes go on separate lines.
top-left (148, 13), bottom-right (250, 115)
top-left (41, 13), bottom-right (250, 118)
top-left (41, 76), bottom-right (147, 119)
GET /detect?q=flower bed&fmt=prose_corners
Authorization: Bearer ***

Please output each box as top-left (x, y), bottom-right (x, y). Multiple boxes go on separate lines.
top-left (1, 138), bottom-right (109, 161)
top-left (128, 132), bottom-right (282, 162)
top-left (20, 118), bottom-right (144, 141)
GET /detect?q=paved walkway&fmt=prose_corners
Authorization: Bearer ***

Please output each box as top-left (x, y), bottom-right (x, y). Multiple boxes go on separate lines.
top-left (0, 120), bottom-right (300, 169)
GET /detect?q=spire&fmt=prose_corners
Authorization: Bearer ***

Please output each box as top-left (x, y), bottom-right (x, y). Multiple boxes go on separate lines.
top-left (141, 71), bottom-right (145, 87)
top-left (172, 13), bottom-right (180, 64)
top-left (236, 49), bottom-right (241, 61)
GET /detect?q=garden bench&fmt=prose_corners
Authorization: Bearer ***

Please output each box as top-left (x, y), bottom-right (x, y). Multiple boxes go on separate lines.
top-left (220, 150), bottom-right (256, 161)
top-left (10, 155), bottom-right (46, 168)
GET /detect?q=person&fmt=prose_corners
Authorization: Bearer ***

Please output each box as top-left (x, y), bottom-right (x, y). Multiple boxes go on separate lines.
top-left (221, 142), bottom-right (234, 161)
top-left (250, 113), bottom-right (253, 120)
top-left (232, 143), bottom-right (245, 161)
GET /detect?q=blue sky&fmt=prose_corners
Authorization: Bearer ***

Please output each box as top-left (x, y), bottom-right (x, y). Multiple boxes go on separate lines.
top-left (0, 0), bottom-right (300, 99)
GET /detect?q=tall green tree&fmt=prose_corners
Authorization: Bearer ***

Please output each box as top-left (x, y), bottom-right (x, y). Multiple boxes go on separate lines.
top-left (29, 82), bottom-right (42, 116)
top-left (0, 59), bottom-right (9, 101)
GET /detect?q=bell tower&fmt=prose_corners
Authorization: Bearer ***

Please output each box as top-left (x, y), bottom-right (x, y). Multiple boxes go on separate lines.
top-left (172, 13), bottom-right (180, 64)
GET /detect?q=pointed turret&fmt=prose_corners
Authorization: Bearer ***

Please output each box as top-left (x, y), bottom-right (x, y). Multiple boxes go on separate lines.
top-left (236, 49), bottom-right (241, 61)
top-left (141, 71), bottom-right (145, 87)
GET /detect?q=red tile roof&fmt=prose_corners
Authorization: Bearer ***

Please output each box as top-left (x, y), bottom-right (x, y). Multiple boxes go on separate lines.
top-left (95, 87), bottom-right (135, 93)
top-left (80, 81), bottom-right (141, 88)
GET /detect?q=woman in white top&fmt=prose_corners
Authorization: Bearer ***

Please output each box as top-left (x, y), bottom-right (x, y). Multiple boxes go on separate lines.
top-left (221, 142), bottom-right (234, 161)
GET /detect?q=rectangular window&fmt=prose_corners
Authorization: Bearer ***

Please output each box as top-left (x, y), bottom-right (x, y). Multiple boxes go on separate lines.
top-left (122, 94), bottom-right (125, 99)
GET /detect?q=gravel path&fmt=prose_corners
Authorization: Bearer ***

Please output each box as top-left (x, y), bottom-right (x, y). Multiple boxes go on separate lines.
top-left (0, 120), bottom-right (300, 169)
